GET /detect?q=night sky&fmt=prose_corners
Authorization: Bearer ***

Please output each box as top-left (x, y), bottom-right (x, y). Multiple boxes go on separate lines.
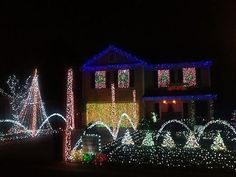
top-left (0, 1), bottom-right (236, 118)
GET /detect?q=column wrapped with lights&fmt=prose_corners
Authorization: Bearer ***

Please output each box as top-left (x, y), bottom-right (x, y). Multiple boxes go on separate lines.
top-left (190, 100), bottom-right (196, 126)
top-left (64, 68), bottom-right (75, 161)
top-left (31, 69), bottom-right (38, 136)
top-left (132, 90), bottom-right (138, 129)
top-left (111, 83), bottom-right (116, 134)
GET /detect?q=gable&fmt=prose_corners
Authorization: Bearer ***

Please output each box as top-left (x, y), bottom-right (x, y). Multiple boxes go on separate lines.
top-left (81, 45), bottom-right (147, 71)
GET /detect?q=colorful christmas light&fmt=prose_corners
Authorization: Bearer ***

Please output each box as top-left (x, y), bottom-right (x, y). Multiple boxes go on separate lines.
top-left (64, 68), bottom-right (75, 161)
top-left (95, 71), bottom-right (106, 89)
top-left (118, 69), bottom-right (129, 88)
top-left (86, 103), bottom-right (139, 128)
top-left (111, 83), bottom-right (116, 133)
top-left (183, 67), bottom-right (196, 87)
top-left (158, 69), bottom-right (170, 88)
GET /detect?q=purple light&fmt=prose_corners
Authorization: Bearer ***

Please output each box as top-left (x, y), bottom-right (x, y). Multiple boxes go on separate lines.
top-left (142, 94), bottom-right (217, 101)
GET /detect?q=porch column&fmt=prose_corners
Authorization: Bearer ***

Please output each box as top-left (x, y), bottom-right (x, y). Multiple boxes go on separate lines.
top-left (208, 100), bottom-right (214, 120)
top-left (190, 100), bottom-right (196, 125)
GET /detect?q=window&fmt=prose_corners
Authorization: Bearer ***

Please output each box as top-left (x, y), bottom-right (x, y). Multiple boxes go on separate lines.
top-left (118, 69), bottom-right (129, 88)
top-left (158, 69), bottom-right (170, 88)
top-left (95, 71), bottom-right (106, 89)
top-left (183, 67), bottom-right (196, 87)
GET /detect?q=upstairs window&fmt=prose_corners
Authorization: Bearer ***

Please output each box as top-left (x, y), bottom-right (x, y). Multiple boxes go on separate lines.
top-left (118, 69), bottom-right (130, 88)
top-left (183, 67), bottom-right (196, 87)
top-left (158, 69), bottom-right (170, 88)
top-left (95, 71), bottom-right (106, 89)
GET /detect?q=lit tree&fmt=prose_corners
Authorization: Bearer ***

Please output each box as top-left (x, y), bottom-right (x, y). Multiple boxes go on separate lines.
top-left (184, 131), bottom-right (200, 149)
top-left (142, 131), bottom-right (154, 146)
top-left (231, 110), bottom-right (236, 128)
top-left (211, 132), bottom-right (227, 151)
top-left (161, 131), bottom-right (175, 148)
top-left (8, 69), bottom-right (52, 135)
top-left (122, 129), bottom-right (134, 145)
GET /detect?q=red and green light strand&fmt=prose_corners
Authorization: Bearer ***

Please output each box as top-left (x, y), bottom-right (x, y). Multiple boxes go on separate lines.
top-left (158, 69), bottom-right (170, 88)
top-left (183, 67), bottom-right (196, 87)
top-left (95, 71), bottom-right (106, 89)
top-left (118, 69), bottom-right (129, 88)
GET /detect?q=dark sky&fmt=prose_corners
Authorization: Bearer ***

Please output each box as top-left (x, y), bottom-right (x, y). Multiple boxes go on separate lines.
top-left (0, 1), bottom-right (236, 118)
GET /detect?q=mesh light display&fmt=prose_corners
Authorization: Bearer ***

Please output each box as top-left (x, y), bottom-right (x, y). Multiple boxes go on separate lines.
top-left (184, 131), bottom-right (200, 149)
top-left (158, 69), bottom-right (170, 88)
top-left (118, 69), bottom-right (129, 88)
top-left (95, 71), bottom-right (106, 89)
top-left (183, 67), bottom-right (196, 87)
top-left (161, 131), bottom-right (176, 148)
top-left (86, 103), bottom-right (139, 128)
top-left (121, 129), bottom-right (134, 145)
top-left (142, 131), bottom-right (154, 146)
top-left (211, 132), bottom-right (227, 151)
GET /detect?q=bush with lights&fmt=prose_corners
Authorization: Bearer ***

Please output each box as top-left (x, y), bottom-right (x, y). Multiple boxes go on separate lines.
top-left (92, 152), bottom-right (107, 166)
top-left (82, 153), bottom-right (94, 164)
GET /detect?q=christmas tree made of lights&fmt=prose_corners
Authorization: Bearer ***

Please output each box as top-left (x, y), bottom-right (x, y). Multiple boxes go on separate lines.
top-left (16, 69), bottom-right (52, 135)
top-left (122, 129), bottom-right (134, 145)
top-left (161, 131), bottom-right (175, 148)
top-left (211, 132), bottom-right (227, 151)
top-left (142, 131), bottom-right (154, 146)
top-left (231, 110), bottom-right (236, 128)
top-left (184, 131), bottom-right (200, 149)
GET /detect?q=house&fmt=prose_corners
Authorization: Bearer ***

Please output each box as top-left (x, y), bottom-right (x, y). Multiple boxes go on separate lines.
top-left (80, 45), bottom-right (216, 128)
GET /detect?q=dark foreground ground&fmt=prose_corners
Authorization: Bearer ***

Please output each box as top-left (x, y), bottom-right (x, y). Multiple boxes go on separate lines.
top-left (0, 162), bottom-right (235, 177)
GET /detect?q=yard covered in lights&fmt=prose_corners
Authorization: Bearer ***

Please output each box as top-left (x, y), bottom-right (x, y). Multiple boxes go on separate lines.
top-left (107, 145), bottom-right (236, 170)
top-left (70, 119), bottom-right (236, 171)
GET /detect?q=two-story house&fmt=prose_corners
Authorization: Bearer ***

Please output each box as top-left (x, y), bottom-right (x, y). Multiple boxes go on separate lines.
top-left (80, 45), bottom-right (216, 128)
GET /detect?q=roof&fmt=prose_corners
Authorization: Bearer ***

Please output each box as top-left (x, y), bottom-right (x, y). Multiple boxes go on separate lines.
top-left (142, 94), bottom-right (217, 101)
top-left (81, 45), bottom-right (213, 71)
top-left (149, 61), bottom-right (212, 69)
top-left (81, 45), bottom-right (147, 71)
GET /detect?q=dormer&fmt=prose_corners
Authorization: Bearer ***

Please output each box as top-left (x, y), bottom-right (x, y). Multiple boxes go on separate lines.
top-left (81, 45), bottom-right (147, 72)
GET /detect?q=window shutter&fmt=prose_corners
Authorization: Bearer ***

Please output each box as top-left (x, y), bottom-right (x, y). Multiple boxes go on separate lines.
top-left (114, 71), bottom-right (118, 87)
top-left (91, 72), bottom-right (95, 88)
top-left (196, 68), bottom-right (201, 87)
top-left (130, 69), bottom-right (134, 87)
top-left (106, 71), bottom-right (111, 88)
top-left (153, 70), bottom-right (157, 87)
top-left (177, 69), bottom-right (183, 83)
top-left (170, 70), bottom-right (175, 83)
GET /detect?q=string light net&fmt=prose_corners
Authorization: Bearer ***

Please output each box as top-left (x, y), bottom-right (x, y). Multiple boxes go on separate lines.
top-left (158, 69), bottom-right (170, 88)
